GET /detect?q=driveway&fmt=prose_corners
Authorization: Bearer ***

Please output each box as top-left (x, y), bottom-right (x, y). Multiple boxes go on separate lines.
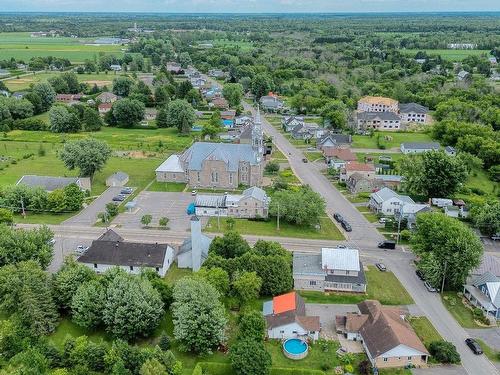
top-left (112, 191), bottom-right (205, 231)
top-left (412, 366), bottom-right (467, 375)
top-left (305, 303), bottom-right (359, 338)
top-left (466, 328), bottom-right (500, 350)
top-left (63, 187), bottom-right (123, 226)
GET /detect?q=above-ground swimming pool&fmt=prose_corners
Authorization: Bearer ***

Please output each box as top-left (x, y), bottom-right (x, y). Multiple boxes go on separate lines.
top-left (283, 338), bottom-right (309, 360)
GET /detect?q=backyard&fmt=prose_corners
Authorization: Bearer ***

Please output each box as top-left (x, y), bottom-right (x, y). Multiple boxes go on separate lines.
top-left (351, 131), bottom-right (434, 150)
top-left (300, 265), bottom-right (414, 305)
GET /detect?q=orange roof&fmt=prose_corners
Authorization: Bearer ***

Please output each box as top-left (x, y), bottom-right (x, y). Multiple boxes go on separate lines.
top-left (359, 96), bottom-right (398, 106)
top-left (273, 291), bottom-right (296, 314)
top-left (323, 148), bottom-right (356, 161)
top-left (346, 161), bottom-right (375, 172)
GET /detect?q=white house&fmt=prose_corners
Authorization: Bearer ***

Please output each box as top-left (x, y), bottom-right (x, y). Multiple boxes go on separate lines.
top-left (77, 230), bottom-right (174, 277)
top-left (263, 291), bottom-right (320, 341)
top-left (369, 187), bottom-right (415, 216)
top-left (282, 115), bottom-right (305, 132)
top-left (400, 142), bottom-right (440, 154)
top-left (431, 198), bottom-right (453, 208)
top-left (177, 216), bottom-right (212, 272)
top-left (399, 103), bottom-right (429, 124)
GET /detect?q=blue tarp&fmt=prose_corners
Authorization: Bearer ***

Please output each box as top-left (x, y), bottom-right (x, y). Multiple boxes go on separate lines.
top-left (186, 202), bottom-right (195, 215)
top-left (222, 119), bottom-right (234, 128)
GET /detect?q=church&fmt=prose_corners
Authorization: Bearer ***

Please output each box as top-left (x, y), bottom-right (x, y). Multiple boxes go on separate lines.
top-left (155, 109), bottom-right (265, 189)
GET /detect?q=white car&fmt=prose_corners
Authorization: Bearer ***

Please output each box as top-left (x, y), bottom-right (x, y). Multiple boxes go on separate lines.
top-left (379, 217), bottom-right (391, 224)
top-left (492, 234), bottom-right (500, 241)
top-left (76, 245), bottom-right (89, 254)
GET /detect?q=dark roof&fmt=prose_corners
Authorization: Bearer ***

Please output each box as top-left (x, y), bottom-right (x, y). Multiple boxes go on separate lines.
top-left (16, 175), bottom-right (80, 191)
top-left (401, 142), bottom-right (440, 150)
top-left (265, 293), bottom-right (306, 329)
top-left (78, 230), bottom-right (168, 267)
top-left (399, 103), bottom-right (429, 114)
top-left (358, 112), bottom-right (400, 121)
top-left (109, 171), bottom-right (129, 181)
top-left (325, 261), bottom-right (366, 285)
top-left (319, 133), bottom-right (352, 145)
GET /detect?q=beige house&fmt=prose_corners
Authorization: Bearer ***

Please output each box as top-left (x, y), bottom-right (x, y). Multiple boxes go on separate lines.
top-left (357, 96), bottom-right (399, 113)
top-left (340, 161), bottom-right (376, 182)
top-left (156, 111), bottom-right (265, 189)
top-left (336, 301), bottom-right (429, 369)
top-left (195, 187), bottom-right (270, 219)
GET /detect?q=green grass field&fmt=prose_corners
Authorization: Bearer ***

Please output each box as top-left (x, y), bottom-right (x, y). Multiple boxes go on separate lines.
top-left (212, 39), bottom-right (254, 52)
top-left (352, 132), bottom-right (434, 149)
top-left (300, 266), bottom-right (414, 305)
top-left (408, 317), bottom-right (443, 349)
top-left (0, 32), bottom-right (124, 63)
top-left (441, 292), bottom-right (487, 329)
top-left (147, 181), bottom-right (187, 192)
top-left (206, 216), bottom-right (344, 240)
top-left (402, 49), bottom-right (492, 61)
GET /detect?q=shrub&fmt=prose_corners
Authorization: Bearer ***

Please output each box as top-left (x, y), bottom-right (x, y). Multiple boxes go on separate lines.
top-left (158, 334), bottom-right (170, 351)
top-left (429, 340), bottom-right (461, 364)
top-left (358, 360), bottom-right (372, 375)
top-left (344, 364), bottom-right (354, 373)
top-left (400, 229), bottom-right (411, 241)
top-left (105, 202), bottom-right (118, 217)
top-left (264, 161), bottom-right (280, 174)
top-left (12, 118), bottom-right (47, 131)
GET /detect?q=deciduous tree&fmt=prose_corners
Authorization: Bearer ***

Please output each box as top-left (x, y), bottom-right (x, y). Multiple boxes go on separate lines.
top-left (60, 139), bottom-right (112, 179)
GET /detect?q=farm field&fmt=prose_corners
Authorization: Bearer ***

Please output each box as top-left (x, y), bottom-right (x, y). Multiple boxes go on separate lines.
top-left (211, 39), bottom-right (254, 51)
top-left (0, 32), bottom-right (124, 63)
top-left (401, 48), bottom-right (493, 61)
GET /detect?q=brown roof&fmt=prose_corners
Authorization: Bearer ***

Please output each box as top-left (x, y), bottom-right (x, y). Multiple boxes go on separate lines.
top-left (355, 300), bottom-right (428, 358)
top-left (345, 161), bottom-right (375, 172)
top-left (359, 96), bottom-right (398, 106)
top-left (265, 293), bottom-right (312, 330)
top-left (346, 312), bottom-right (368, 332)
top-left (323, 148), bottom-right (356, 161)
top-left (296, 316), bottom-right (321, 331)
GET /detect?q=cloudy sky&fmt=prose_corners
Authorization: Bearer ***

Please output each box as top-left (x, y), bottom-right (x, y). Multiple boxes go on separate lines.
top-left (2, 0), bottom-right (499, 13)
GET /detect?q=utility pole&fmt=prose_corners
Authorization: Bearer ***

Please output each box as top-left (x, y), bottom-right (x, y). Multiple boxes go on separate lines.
top-left (441, 259), bottom-right (448, 294)
top-left (396, 202), bottom-right (404, 244)
top-left (20, 198), bottom-right (26, 218)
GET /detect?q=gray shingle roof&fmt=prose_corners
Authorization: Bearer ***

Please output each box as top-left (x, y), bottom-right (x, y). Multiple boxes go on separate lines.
top-left (109, 171), bottom-right (129, 182)
top-left (400, 103), bottom-right (429, 114)
top-left (401, 142), bottom-right (440, 150)
top-left (325, 262), bottom-right (366, 285)
top-left (358, 112), bottom-right (400, 121)
top-left (16, 175), bottom-right (81, 191)
top-left (181, 142), bottom-right (259, 172)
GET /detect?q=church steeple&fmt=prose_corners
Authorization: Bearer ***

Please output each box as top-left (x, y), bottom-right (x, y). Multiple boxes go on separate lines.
top-left (252, 106), bottom-right (264, 158)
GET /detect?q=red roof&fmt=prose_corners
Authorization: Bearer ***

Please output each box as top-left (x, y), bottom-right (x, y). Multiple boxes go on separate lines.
top-left (345, 161), bottom-right (375, 172)
top-left (98, 103), bottom-right (112, 110)
top-left (323, 148), bottom-right (356, 161)
top-left (273, 291), bottom-right (297, 314)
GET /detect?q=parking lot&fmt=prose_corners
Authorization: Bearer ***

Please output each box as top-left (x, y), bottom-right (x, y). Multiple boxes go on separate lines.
top-left (112, 191), bottom-right (205, 231)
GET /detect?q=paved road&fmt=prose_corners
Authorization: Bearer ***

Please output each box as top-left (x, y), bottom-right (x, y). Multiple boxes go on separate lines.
top-left (62, 187), bottom-right (122, 226)
top-left (245, 102), bottom-right (383, 244)
top-left (467, 328), bottom-right (500, 350)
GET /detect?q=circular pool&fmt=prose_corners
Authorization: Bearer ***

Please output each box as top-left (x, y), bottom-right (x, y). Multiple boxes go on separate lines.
top-left (283, 338), bottom-right (309, 360)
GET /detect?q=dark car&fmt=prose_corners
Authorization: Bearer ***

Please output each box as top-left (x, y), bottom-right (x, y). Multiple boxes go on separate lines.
top-left (465, 338), bottom-right (483, 355)
top-left (376, 263), bottom-right (387, 272)
top-left (120, 187), bottom-right (133, 194)
top-left (112, 195), bottom-right (126, 202)
top-left (333, 213), bottom-right (343, 222)
top-left (302, 158), bottom-right (308, 163)
top-left (378, 240), bottom-right (396, 250)
top-left (415, 269), bottom-right (425, 280)
top-left (341, 220), bottom-right (352, 232)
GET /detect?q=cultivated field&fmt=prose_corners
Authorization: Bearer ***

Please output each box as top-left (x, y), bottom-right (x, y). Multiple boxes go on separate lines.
top-left (402, 48), bottom-right (493, 61)
top-left (0, 32), bottom-right (124, 63)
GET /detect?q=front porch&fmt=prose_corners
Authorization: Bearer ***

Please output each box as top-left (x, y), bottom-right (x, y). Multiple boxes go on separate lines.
top-left (463, 284), bottom-right (499, 319)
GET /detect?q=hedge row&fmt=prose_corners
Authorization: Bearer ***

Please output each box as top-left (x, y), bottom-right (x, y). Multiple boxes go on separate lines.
top-left (192, 363), bottom-right (326, 375)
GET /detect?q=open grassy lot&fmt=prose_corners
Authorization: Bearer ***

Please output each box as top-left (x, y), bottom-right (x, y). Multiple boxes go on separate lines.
top-left (300, 266), bottom-right (414, 305)
top-left (402, 49), bottom-right (492, 61)
top-left (206, 216), bottom-right (344, 240)
top-left (212, 39), bottom-right (254, 52)
top-left (352, 132), bottom-right (434, 149)
top-left (409, 317), bottom-right (443, 349)
top-left (0, 32), bottom-right (124, 63)
top-left (147, 181), bottom-right (187, 192)
top-left (441, 292), bottom-right (487, 329)
top-left (305, 151), bottom-right (324, 162)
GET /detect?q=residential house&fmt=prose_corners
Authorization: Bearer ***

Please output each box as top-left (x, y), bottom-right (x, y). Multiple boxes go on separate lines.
top-left (291, 123), bottom-right (320, 140)
top-left (235, 115), bottom-right (253, 127)
top-left (110, 64), bottom-right (122, 71)
top-left (177, 216), bottom-right (212, 272)
top-left (208, 69), bottom-right (226, 78)
top-left (369, 187), bottom-right (414, 216)
top-left (144, 108), bottom-right (157, 121)
top-left (396, 203), bottom-right (431, 229)
top-left (210, 97), bottom-right (229, 110)
top-left (155, 115), bottom-right (264, 189)
top-left (340, 161), bottom-right (375, 182)
top-left (166, 62), bottom-right (183, 74)
top-left (106, 171), bottom-right (129, 187)
top-left (346, 173), bottom-right (385, 194)
top-left (77, 230), bottom-right (175, 277)
top-left (316, 133), bottom-right (352, 150)
top-left (195, 187), bottom-right (270, 219)
top-left (260, 95), bottom-right (284, 112)
top-left (464, 272), bottom-right (500, 319)
top-left (220, 110), bottom-right (236, 121)
top-left (357, 96), bottom-right (399, 113)
top-left (282, 116), bottom-right (305, 132)
top-left (56, 94), bottom-right (83, 104)
top-left (457, 70), bottom-right (471, 81)
top-left (400, 142), bottom-right (440, 154)
top-left (98, 103), bottom-right (112, 115)
top-left (0, 90), bottom-right (10, 97)
top-left (357, 111), bottom-right (401, 131)
top-left (263, 292), bottom-right (320, 341)
top-left (190, 77), bottom-right (207, 89)
top-left (444, 205), bottom-right (469, 219)
top-left (12, 92), bottom-right (26, 100)
top-left (469, 255), bottom-right (500, 282)
top-left (431, 198), bottom-right (453, 208)
top-left (336, 300), bottom-right (429, 368)
top-left (489, 57), bottom-right (498, 65)
top-left (0, 69), bottom-right (9, 77)
top-left (399, 103), bottom-right (429, 124)
top-left (96, 92), bottom-right (119, 103)
top-left (293, 247), bottom-right (366, 293)
top-left (16, 175), bottom-right (91, 192)
top-left (323, 148), bottom-right (357, 167)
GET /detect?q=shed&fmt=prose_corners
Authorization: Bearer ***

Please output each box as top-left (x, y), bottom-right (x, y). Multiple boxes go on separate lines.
top-left (106, 171), bottom-right (129, 187)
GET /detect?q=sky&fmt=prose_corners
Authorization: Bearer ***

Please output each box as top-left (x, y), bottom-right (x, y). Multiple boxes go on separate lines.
top-left (2, 0), bottom-right (500, 13)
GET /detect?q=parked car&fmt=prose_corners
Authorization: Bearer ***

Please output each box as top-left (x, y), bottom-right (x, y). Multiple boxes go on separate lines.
top-left (378, 217), bottom-right (391, 224)
top-left (307, 147), bottom-right (316, 151)
top-left (341, 220), bottom-right (352, 232)
top-left (337, 245), bottom-right (347, 249)
top-left (333, 212), bottom-right (343, 222)
top-left (415, 269), bottom-right (425, 280)
top-left (112, 195), bottom-right (126, 202)
top-left (424, 281), bottom-right (437, 292)
top-left (378, 240), bottom-right (396, 250)
top-left (191, 190), bottom-right (197, 196)
top-left (376, 263), bottom-right (387, 272)
top-left (465, 338), bottom-right (483, 355)
top-left (120, 187), bottom-right (133, 194)
top-left (302, 158), bottom-right (308, 163)
top-left (47, 238), bottom-right (56, 245)
top-left (76, 245), bottom-right (89, 255)
top-left (492, 233), bottom-right (500, 241)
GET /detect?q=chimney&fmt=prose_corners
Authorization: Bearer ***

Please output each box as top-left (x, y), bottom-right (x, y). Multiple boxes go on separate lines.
top-left (191, 216), bottom-right (202, 271)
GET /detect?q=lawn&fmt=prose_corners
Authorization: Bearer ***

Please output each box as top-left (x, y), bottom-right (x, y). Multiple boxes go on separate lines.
top-left (212, 39), bottom-right (254, 52)
top-left (408, 317), bottom-right (442, 349)
top-left (458, 167), bottom-right (500, 202)
top-left (352, 132), bottom-right (434, 150)
top-left (441, 292), bottom-right (486, 329)
top-left (475, 339), bottom-right (500, 362)
top-left (300, 266), bottom-right (414, 305)
top-left (205, 216), bottom-right (345, 241)
top-left (401, 49), bottom-right (492, 61)
top-left (163, 264), bottom-right (192, 285)
top-left (49, 317), bottom-right (112, 348)
top-left (13, 211), bottom-right (76, 225)
top-left (0, 32), bottom-right (124, 63)
top-left (305, 151), bottom-right (324, 162)
top-left (147, 181), bottom-right (187, 192)
top-left (271, 146), bottom-right (288, 162)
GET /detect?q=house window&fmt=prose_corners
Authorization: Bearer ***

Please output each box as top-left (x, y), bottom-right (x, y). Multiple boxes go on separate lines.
top-left (129, 266), bottom-right (134, 271)
top-left (407, 356), bottom-right (412, 360)
top-left (93, 263), bottom-right (97, 268)
top-left (172, 173), bottom-right (176, 180)
top-left (280, 330), bottom-right (285, 334)
top-left (197, 172), bottom-right (200, 182)
top-left (229, 173), bottom-right (233, 184)
top-left (383, 358), bottom-right (388, 362)
top-left (211, 171), bottom-right (218, 183)
top-left (309, 280), bottom-right (317, 286)
top-left (155, 267), bottom-right (160, 272)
